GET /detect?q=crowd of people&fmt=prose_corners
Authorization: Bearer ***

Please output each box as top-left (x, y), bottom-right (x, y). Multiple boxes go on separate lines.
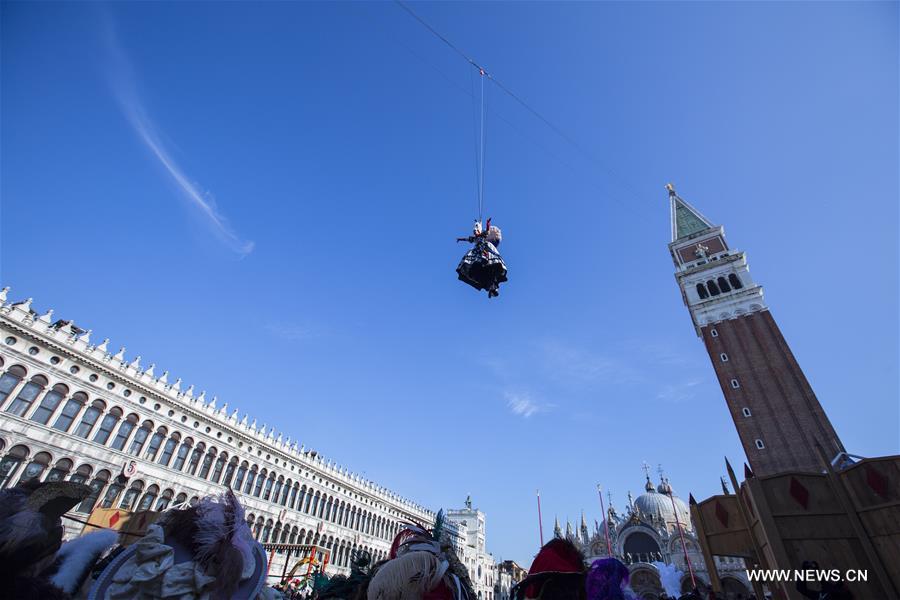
top-left (1, 478), bottom-right (852, 600)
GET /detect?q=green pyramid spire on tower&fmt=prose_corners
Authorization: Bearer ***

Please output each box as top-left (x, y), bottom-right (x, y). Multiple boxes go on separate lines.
top-left (667, 183), bottom-right (714, 241)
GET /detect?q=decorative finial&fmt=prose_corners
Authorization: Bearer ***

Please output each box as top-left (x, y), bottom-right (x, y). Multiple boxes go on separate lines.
top-left (666, 182), bottom-right (676, 196)
top-left (158, 370), bottom-right (169, 384)
top-left (96, 338), bottom-right (109, 353)
top-left (129, 355), bottom-right (142, 369)
top-left (113, 347), bottom-right (126, 362)
top-left (38, 309), bottom-right (54, 324)
top-left (145, 363), bottom-right (156, 377)
top-left (0, 287), bottom-right (9, 303)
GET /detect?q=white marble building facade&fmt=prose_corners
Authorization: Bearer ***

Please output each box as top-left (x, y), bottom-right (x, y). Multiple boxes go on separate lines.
top-left (447, 499), bottom-right (498, 600)
top-left (0, 288), bottom-right (435, 579)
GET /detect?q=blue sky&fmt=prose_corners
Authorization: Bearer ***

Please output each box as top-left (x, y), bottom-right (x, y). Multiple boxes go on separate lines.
top-left (2, 2), bottom-right (897, 566)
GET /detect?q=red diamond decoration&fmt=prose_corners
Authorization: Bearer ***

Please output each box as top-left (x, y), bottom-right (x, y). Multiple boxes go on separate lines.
top-left (789, 477), bottom-right (809, 509)
top-left (865, 465), bottom-right (888, 497)
top-left (108, 511), bottom-right (121, 527)
top-left (715, 501), bottom-right (729, 528)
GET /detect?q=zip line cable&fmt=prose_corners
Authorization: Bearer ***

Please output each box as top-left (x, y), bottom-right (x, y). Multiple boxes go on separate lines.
top-left (392, 28), bottom-right (624, 216)
top-left (478, 69), bottom-right (486, 221)
top-left (393, 0), bottom-right (646, 205)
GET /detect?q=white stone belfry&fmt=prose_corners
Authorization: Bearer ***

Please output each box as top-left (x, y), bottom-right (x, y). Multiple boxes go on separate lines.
top-left (667, 184), bottom-right (767, 335)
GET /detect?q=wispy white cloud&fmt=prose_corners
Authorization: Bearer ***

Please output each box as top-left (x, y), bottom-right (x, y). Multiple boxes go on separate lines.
top-left (539, 340), bottom-right (643, 386)
top-left (102, 16), bottom-right (254, 257)
top-left (505, 391), bottom-right (553, 418)
top-left (656, 378), bottom-right (705, 403)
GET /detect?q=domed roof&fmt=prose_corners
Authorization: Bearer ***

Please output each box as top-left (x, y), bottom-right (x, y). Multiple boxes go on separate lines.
top-left (633, 478), bottom-right (691, 530)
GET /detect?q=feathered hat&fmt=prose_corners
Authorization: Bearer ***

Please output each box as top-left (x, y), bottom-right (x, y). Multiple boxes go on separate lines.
top-left (511, 538), bottom-right (587, 600)
top-left (0, 479), bottom-right (93, 599)
top-left (363, 510), bottom-right (475, 600)
top-left (511, 540), bottom-right (635, 600)
top-left (88, 489), bottom-right (275, 599)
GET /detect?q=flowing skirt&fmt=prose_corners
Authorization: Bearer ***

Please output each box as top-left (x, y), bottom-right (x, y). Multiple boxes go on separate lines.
top-left (456, 240), bottom-right (508, 292)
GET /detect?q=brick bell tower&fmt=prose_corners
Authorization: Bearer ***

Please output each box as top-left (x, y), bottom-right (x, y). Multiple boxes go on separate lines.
top-left (667, 184), bottom-right (844, 476)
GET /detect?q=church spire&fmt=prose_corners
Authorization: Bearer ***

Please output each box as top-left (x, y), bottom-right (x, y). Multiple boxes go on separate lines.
top-left (668, 183), bottom-right (714, 242)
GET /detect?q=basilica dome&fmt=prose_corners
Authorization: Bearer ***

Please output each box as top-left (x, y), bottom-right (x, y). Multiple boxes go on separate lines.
top-left (633, 478), bottom-right (691, 530)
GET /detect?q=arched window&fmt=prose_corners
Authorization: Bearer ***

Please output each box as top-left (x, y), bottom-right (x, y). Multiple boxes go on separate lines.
top-left (128, 421), bottom-right (154, 456)
top-left (729, 274), bottom-right (743, 289)
top-left (289, 483), bottom-right (299, 509)
top-left (271, 477), bottom-right (283, 503)
top-left (158, 432), bottom-right (180, 467)
top-left (46, 458), bottom-right (73, 482)
top-left (288, 527), bottom-right (297, 544)
top-left (137, 484), bottom-right (159, 511)
top-left (280, 479), bottom-right (291, 505)
top-left (75, 400), bottom-right (106, 439)
top-left (172, 437), bottom-right (193, 472)
top-left (144, 427), bottom-right (168, 461)
top-left (52, 391), bottom-right (88, 432)
top-left (174, 493), bottom-right (188, 507)
top-left (254, 517), bottom-right (264, 540)
top-left (234, 462), bottom-right (248, 491)
top-left (263, 473), bottom-right (275, 500)
top-left (93, 407), bottom-right (122, 445)
top-left (155, 488), bottom-right (174, 511)
top-left (30, 383), bottom-right (69, 424)
top-left (222, 457), bottom-right (238, 488)
top-left (325, 497), bottom-right (334, 521)
top-left (0, 365), bottom-right (27, 407)
top-left (210, 452), bottom-right (227, 484)
top-left (273, 522), bottom-right (283, 544)
top-left (19, 451), bottom-right (51, 483)
top-left (69, 463), bottom-right (93, 485)
top-left (707, 280), bottom-right (721, 296)
top-left (110, 413), bottom-right (139, 451)
top-left (7, 374), bottom-right (47, 416)
top-left (244, 466), bottom-right (258, 495)
top-left (198, 447), bottom-right (217, 480)
top-left (253, 469), bottom-right (266, 497)
top-left (77, 469), bottom-right (109, 513)
top-left (0, 444), bottom-right (29, 488)
top-left (311, 492), bottom-right (320, 516)
top-left (119, 480), bottom-right (145, 510)
top-left (299, 486), bottom-right (310, 512)
top-left (696, 283), bottom-right (709, 300)
top-left (187, 442), bottom-right (206, 476)
top-left (717, 276), bottom-right (731, 293)
top-left (189, 496), bottom-right (199, 507)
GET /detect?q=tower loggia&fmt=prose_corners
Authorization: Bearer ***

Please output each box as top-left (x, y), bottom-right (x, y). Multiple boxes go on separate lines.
top-left (667, 184), bottom-right (844, 476)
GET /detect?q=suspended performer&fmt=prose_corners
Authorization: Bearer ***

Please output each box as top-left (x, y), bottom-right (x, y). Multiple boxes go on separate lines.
top-left (456, 218), bottom-right (508, 298)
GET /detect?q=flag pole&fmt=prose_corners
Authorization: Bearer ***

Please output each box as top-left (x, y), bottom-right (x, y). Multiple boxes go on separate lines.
top-left (666, 479), bottom-right (697, 590)
top-left (536, 489), bottom-right (544, 546)
top-left (597, 484), bottom-right (612, 557)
